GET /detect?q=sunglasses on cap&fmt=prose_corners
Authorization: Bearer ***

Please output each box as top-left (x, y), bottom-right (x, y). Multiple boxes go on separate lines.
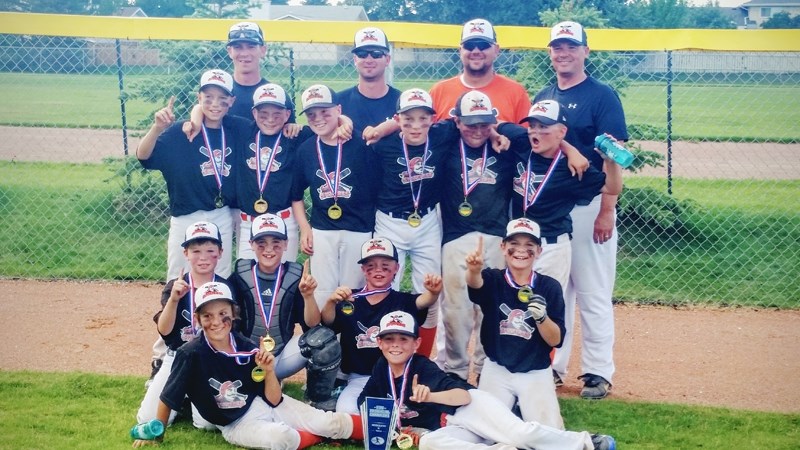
top-left (354, 50), bottom-right (386, 59)
top-left (228, 28), bottom-right (263, 44)
top-left (462, 41), bottom-right (493, 52)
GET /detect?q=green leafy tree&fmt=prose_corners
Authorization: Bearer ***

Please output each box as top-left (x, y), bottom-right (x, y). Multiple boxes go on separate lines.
top-left (133, 0), bottom-right (193, 17)
top-left (686, 1), bottom-right (735, 29)
top-left (346, 0), bottom-right (561, 25)
top-left (761, 11), bottom-right (800, 28)
top-left (0, 0), bottom-right (124, 14)
top-left (302, 0), bottom-right (330, 5)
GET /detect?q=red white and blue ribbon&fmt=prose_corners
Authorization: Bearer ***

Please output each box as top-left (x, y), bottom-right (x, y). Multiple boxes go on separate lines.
top-left (351, 286), bottom-right (393, 299)
top-left (252, 264), bottom-right (283, 335)
top-left (402, 139), bottom-right (430, 213)
top-left (504, 268), bottom-right (536, 291)
top-left (523, 149), bottom-right (561, 213)
top-left (204, 333), bottom-right (258, 365)
top-left (460, 139), bottom-right (488, 199)
top-left (255, 131), bottom-right (282, 199)
top-left (387, 358), bottom-right (413, 429)
top-left (201, 123), bottom-right (227, 191)
top-left (316, 136), bottom-right (343, 203)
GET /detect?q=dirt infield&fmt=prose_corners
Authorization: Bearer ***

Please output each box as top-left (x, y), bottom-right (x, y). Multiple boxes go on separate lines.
top-left (1, 278), bottom-right (798, 414)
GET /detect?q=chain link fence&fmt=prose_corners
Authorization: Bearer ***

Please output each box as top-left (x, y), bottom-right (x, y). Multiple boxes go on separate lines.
top-left (0, 31), bottom-right (797, 308)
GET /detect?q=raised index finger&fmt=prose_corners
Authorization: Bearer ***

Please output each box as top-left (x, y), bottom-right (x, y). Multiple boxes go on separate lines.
top-left (178, 267), bottom-right (185, 279)
top-left (477, 235), bottom-right (483, 253)
top-left (302, 259), bottom-right (310, 278)
top-left (167, 95), bottom-right (175, 112)
top-left (412, 374), bottom-right (419, 389)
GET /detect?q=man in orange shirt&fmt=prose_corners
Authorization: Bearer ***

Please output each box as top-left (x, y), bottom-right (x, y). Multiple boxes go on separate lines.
top-left (429, 18), bottom-right (531, 124)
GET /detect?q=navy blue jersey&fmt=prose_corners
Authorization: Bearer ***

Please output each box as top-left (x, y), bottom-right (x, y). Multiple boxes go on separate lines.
top-left (372, 123), bottom-right (458, 215)
top-left (139, 115), bottom-right (250, 216)
top-left (155, 275), bottom-right (232, 351)
top-left (161, 331), bottom-right (262, 426)
top-left (292, 136), bottom-right (378, 232)
top-left (501, 123), bottom-right (606, 237)
top-left (534, 77), bottom-right (628, 168)
top-left (338, 85), bottom-right (402, 132)
top-left (358, 354), bottom-right (474, 431)
top-left (230, 77), bottom-right (297, 123)
top-left (440, 136), bottom-right (515, 244)
top-left (237, 124), bottom-right (314, 216)
top-left (329, 290), bottom-right (427, 376)
top-left (468, 268), bottom-right (565, 373)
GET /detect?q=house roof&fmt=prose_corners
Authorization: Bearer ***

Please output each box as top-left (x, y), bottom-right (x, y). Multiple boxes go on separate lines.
top-left (248, 5), bottom-right (369, 21)
top-left (115, 7), bottom-right (147, 17)
top-left (739, 0), bottom-right (800, 7)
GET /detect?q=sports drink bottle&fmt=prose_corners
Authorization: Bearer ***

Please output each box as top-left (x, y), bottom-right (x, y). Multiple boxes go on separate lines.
top-left (594, 134), bottom-right (634, 168)
top-left (130, 419), bottom-right (164, 440)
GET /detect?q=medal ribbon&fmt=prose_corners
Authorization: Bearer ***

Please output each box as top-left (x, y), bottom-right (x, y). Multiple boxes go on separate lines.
top-left (316, 137), bottom-right (343, 204)
top-left (187, 273), bottom-right (217, 336)
top-left (351, 286), bottom-right (393, 299)
top-left (503, 268), bottom-right (537, 291)
top-left (255, 131), bottom-right (282, 199)
top-left (204, 332), bottom-right (258, 365)
top-left (523, 149), bottom-right (561, 213)
top-left (387, 358), bottom-right (413, 429)
top-left (252, 264), bottom-right (283, 335)
top-left (201, 123), bottom-right (227, 191)
top-left (460, 139), bottom-right (488, 199)
top-left (401, 139), bottom-right (430, 213)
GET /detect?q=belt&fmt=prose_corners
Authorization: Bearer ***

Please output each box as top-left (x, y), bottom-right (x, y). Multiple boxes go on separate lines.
top-left (241, 208), bottom-right (291, 222)
top-left (381, 206), bottom-right (435, 221)
top-left (540, 233), bottom-right (572, 245)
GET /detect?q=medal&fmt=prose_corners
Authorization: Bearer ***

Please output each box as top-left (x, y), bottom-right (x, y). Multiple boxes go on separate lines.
top-left (261, 334), bottom-right (276, 353)
top-left (396, 433), bottom-right (413, 449)
top-left (328, 203), bottom-right (343, 220)
top-left (518, 285), bottom-right (534, 303)
top-left (407, 212), bottom-right (422, 228)
top-left (341, 300), bottom-right (355, 315)
top-left (458, 201), bottom-right (473, 217)
top-left (254, 198), bottom-right (268, 214)
top-left (251, 366), bottom-right (266, 382)
top-left (215, 194), bottom-right (224, 209)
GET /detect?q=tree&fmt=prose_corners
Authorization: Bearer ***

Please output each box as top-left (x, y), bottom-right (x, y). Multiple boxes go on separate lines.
top-left (345, 0), bottom-right (561, 25)
top-left (761, 11), bottom-right (800, 28)
top-left (185, 0), bottom-right (257, 18)
top-left (686, 1), bottom-right (735, 29)
top-left (0, 0), bottom-right (124, 15)
top-left (133, 0), bottom-right (193, 17)
top-left (302, 0), bottom-right (329, 5)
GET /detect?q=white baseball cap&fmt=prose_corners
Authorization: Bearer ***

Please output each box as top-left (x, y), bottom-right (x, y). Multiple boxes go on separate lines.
top-left (450, 90), bottom-right (498, 125)
top-left (549, 21), bottom-right (588, 47)
top-left (357, 237), bottom-right (399, 264)
top-left (200, 69), bottom-right (234, 96)
top-left (378, 311), bottom-right (419, 338)
top-left (250, 213), bottom-right (288, 241)
top-left (227, 21), bottom-right (265, 46)
top-left (461, 18), bottom-right (496, 44)
top-left (300, 84), bottom-right (337, 114)
top-left (520, 100), bottom-right (568, 126)
top-left (194, 281), bottom-right (235, 312)
top-left (397, 88), bottom-right (435, 114)
top-left (353, 27), bottom-right (390, 52)
top-left (252, 83), bottom-right (289, 110)
top-left (504, 218), bottom-right (542, 244)
top-left (182, 221), bottom-right (222, 248)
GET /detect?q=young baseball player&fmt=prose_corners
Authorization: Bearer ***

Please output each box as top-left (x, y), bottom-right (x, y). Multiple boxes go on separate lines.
top-left (228, 213), bottom-right (341, 408)
top-left (321, 237), bottom-right (441, 414)
top-left (135, 221), bottom-right (228, 427)
top-left (131, 281), bottom-right (363, 449)
top-left (292, 84), bottom-right (379, 310)
top-left (357, 311), bottom-right (616, 450)
top-left (465, 218), bottom-right (567, 429)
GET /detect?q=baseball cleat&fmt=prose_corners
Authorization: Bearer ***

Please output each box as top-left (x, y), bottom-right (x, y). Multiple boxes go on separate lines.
top-left (591, 434), bottom-right (616, 450)
top-left (579, 373), bottom-right (611, 399)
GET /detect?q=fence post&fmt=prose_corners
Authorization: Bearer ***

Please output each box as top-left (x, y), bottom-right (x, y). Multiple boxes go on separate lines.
top-left (666, 50), bottom-right (673, 196)
top-left (115, 39), bottom-right (129, 156)
top-left (289, 48), bottom-right (296, 106)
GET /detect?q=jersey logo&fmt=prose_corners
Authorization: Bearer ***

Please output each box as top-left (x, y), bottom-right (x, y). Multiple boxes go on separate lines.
top-left (199, 146), bottom-right (232, 177)
top-left (209, 378), bottom-right (248, 409)
top-left (355, 321), bottom-right (379, 349)
top-left (315, 168), bottom-right (353, 200)
top-left (180, 309), bottom-right (197, 342)
top-left (498, 303), bottom-right (534, 339)
top-left (465, 156), bottom-right (498, 185)
top-left (398, 402), bottom-right (420, 420)
top-left (512, 162), bottom-right (545, 199)
top-left (396, 150), bottom-right (435, 184)
top-left (247, 142), bottom-right (283, 172)
top-left (567, 103), bottom-right (577, 109)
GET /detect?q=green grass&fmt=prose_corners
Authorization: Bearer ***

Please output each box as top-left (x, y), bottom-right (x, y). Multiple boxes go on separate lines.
top-left (0, 370), bottom-right (797, 449)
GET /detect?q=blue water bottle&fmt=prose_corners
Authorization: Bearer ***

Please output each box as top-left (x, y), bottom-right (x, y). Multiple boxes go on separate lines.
top-left (594, 134), bottom-right (634, 169)
top-left (130, 419), bottom-right (164, 440)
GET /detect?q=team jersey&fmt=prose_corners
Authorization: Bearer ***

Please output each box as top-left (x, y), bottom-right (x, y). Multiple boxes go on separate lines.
top-left (230, 77), bottom-right (297, 123)
top-left (155, 274), bottom-right (231, 351)
top-left (337, 85), bottom-right (402, 131)
top-left (534, 76), bottom-right (628, 168)
top-left (292, 136), bottom-right (378, 232)
top-left (501, 123), bottom-right (606, 237)
top-left (139, 116), bottom-right (250, 217)
top-left (237, 124), bottom-right (314, 216)
top-left (358, 354), bottom-right (474, 431)
top-left (372, 123), bottom-right (458, 215)
top-left (440, 135), bottom-right (515, 244)
top-left (161, 331), bottom-right (263, 426)
top-left (328, 290), bottom-right (427, 376)
top-left (429, 74), bottom-right (531, 124)
top-left (468, 268), bottom-right (566, 373)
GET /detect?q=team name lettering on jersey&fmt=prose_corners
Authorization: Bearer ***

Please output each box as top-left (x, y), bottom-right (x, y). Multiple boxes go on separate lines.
top-left (512, 162), bottom-right (545, 198)
top-left (396, 152), bottom-right (435, 184)
top-left (355, 321), bottom-right (380, 349)
top-left (209, 378), bottom-right (248, 409)
top-left (247, 143), bottom-right (283, 172)
top-left (466, 156), bottom-right (498, 185)
top-left (199, 146), bottom-right (232, 177)
top-left (498, 303), bottom-right (534, 340)
top-left (315, 168), bottom-right (353, 199)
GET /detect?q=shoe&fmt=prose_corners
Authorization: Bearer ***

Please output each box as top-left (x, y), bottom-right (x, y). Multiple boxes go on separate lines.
top-left (144, 359), bottom-right (163, 389)
top-left (310, 398), bottom-right (337, 412)
top-left (553, 369), bottom-right (563, 388)
top-left (579, 373), bottom-right (611, 399)
top-left (591, 434), bottom-right (616, 450)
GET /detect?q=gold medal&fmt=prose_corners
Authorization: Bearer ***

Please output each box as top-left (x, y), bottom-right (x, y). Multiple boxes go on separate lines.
top-left (328, 203), bottom-right (343, 220)
top-left (341, 300), bottom-right (355, 315)
top-left (254, 198), bottom-right (268, 214)
top-left (251, 366), bottom-right (265, 382)
top-left (458, 201), bottom-right (473, 217)
top-left (261, 334), bottom-right (276, 353)
top-left (518, 285), bottom-right (534, 303)
top-left (215, 194), bottom-right (224, 209)
top-left (407, 211), bottom-right (422, 228)
top-left (396, 433), bottom-right (414, 449)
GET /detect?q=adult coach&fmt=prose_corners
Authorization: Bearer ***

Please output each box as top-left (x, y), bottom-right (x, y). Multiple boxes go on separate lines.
top-left (534, 21), bottom-right (629, 400)
top-left (429, 18), bottom-right (530, 124)
top-left (337, 27), bottom-right (402, 131)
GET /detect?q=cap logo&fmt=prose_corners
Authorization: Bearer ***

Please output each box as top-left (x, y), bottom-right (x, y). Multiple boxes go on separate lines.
top-left (259, 88), bottom-right (277, 100)
top-left (515, 220), bottom-right (534, 231)
top-left (469, 98), bottom-right (489, 113)
top-left (305, 87), bottom-right (324, 101)
top-left (191, 225), bottom-right (210, 236)
top-left (385, 313), bottom-right (407, 328)
top-left (259, 218), bottom-right (278, 230)
top-left (532, 104), bottom-right (549, 114)
top-left (361, 30), bottom-right (379, 43)
top-left (366, 239), bottom-right (387, 252)
top-left (407, 90), bottom-right (426, 102)
top-left (203, 285), bottom-right (224, 298)
top-left (557, 25), bottom-right (575, 37)
top-left (468, 21), bottom-right (485, 34)
top-left (208, 71), bottom-right (227, 84)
